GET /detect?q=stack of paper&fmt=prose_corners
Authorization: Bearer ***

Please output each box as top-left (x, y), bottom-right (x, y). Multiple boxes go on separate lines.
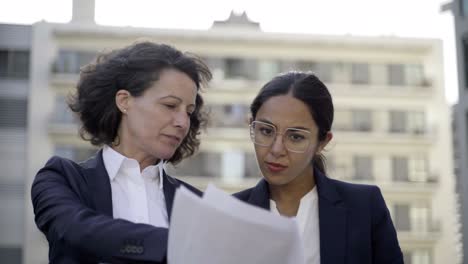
top-left (168, 184), bottom-right (305, 264)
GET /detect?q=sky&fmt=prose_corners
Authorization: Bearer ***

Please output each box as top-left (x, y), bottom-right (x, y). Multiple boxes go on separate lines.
top-left (0, 0), bottom-right (459, 103)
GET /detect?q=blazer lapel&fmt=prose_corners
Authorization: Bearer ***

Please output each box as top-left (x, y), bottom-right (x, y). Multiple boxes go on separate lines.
top-left (81, 149), bottom-right (113, 217)
top-left (162, 172), bottom-right (180, 222)
top-left (246, 179), bottom-right (271, 210)
top-left (315, 169), bottom-right (347, 264)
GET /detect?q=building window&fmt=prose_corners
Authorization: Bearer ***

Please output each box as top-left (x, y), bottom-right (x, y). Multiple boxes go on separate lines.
top-left (394, 204), bottom-right (411, 231)
top-left (224, 58), bottom-right (258, 80)
top-left (53, 95), bottom-right (76, 124)
top-left (409, 156), bottom-right (428, 182)
top-left (225, 58), bottom-right (243, 79)
top-left (315, 62), bottom-right (333, 83)
top-left (258, 60), bottom-right (281, 81)
top-left (462, 0), bottom-right (468, 16)
top-left (0, 51), bottom-right (7, 76)
top-left (331, 62), bottom-right (350, 83)
top-left (296, 60), bottom-right (316, 72)
top-left (406, 64), bottom-right (425, 86)
top-left (209, 104), bottom-right (248, 128)
top-left (352, 155), bottom-right (373, 180)
top-left (412, 250), bottom-right (432, 264)
top-left (170, 152), bottom-right (221, 178)
top-left (465, 111), bottom-right (468, 165)
top-left (392, 156), bottom-right (409, 182)
top-left (297, 61), bottom-right (333, 83)
top-left (244, 152), bottom-right (261, 178)
top-left (54, 146), bottom-right (97, 162)
top-left (389, 111), bottom-right (407, 133)
top-left (411, 205), bottom-right (430, 233)
top-left (0, 50), bottom-right (30, 79)
top-left (403, 250), bottom-right (433, 264)
top-left (53, 50), bottom-right (97, 74)
top-left (0, 247), bottom-right (22, 264)
top-left (351, 63), bottom-right (369, 84)
top-left (387, 64), bottom-right (405, 86)
top-left (409, 111), bottom-right (426, 134)
top-left (351, 109), bottom-right (372, 131)
top-left (0, 97), bottom-right (27, 128)
top-left (403, 251), bottom-right (412, 264)
top-left (463, 39), bottom-right (468, 89)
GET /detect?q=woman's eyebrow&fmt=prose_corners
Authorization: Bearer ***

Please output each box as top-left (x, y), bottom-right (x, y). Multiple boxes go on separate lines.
top-left (288, 126), bottom-right (311, 131)
top-left (159, 95), bottom-right (196, 108)
top-left (159, 95), bottom-right (182, 101)
top-left (256, 119), bottom-right (310, 131)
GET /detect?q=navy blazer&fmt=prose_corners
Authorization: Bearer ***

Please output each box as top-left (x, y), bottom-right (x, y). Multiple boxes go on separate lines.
top-left (234, 169), bottom-right (404, 264)
top-left (31, 150), bottom-right (201, 264)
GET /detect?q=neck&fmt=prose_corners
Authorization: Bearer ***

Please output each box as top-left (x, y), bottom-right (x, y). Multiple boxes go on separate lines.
top-left (269, 167), bottom-right (315, 217)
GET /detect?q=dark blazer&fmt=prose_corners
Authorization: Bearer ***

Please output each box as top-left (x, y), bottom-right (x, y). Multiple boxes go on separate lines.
top-left (31, 150), bottom-right (201, 264)
top-left (234, 168), bottom-right (404, 264)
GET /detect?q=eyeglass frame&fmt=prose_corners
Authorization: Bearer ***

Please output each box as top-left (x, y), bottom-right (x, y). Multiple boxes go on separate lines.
top-left (249, 120), bottom-right (314, 153)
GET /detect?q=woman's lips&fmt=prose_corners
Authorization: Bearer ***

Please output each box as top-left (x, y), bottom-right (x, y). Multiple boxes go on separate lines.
top-left (163, 134), bottom-right (181, 145)
top-left (265, 162), bottom-right (287, 173)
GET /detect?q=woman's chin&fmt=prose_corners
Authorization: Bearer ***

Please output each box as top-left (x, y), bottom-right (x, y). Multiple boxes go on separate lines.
top-left (154, 148), bottom-right (177, 161)
top-left (262, 173), bottom-right (288, 186)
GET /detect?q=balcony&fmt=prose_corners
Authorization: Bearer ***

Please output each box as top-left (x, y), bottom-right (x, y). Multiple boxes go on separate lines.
top-left (50, 72), bottom-right (79, 89)
top-left (397, 220), bottom-right (441, 246)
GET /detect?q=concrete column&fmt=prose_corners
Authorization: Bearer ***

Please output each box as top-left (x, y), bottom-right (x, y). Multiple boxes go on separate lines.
top-left (221, 150), bottom-right (245, 184)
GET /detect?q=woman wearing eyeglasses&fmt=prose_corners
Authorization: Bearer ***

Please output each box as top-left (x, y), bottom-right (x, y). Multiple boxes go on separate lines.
top-left (235, 71), bottom-right (403, 264)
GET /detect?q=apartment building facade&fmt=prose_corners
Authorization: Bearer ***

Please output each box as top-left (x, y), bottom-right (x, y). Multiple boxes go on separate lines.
top-left (20, 2), bottom-right (461, 263)
top-left (0, 23), bottom-right (31, 264)
top-left (444, 1), bottom-right (468, 262)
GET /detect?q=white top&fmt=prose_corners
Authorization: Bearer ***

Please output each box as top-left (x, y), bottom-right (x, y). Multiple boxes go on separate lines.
top-left (270, 187), bottom-right (320, 264)
top-left (102, 145), bottom-right (169, 228)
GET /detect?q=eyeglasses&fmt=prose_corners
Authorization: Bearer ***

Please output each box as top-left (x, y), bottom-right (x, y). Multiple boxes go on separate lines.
top-left (249, 121), bottom-right (312, 153)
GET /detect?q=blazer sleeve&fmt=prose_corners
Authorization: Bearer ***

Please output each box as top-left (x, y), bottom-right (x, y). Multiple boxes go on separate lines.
top-left (370, 186), bottom-right (404, 264)
top-left (31, 157), bottom-right (168, 264)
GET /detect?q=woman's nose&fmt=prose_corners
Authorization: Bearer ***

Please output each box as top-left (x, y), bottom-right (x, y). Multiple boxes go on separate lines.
top-left (270, 134), bottom-right (286, 156)
top-left (174, 111), bottom-right (190, 130)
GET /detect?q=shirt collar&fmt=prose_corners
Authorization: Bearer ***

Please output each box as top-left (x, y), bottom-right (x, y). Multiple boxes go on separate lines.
top-left (103, 145), bottom-right (126, 182)
top-left (102, 145), bottom-right (165, 189)
top-left (269, 186), bottom-right (318, 214)
top-left (300, 186), bottom-right (318, 204)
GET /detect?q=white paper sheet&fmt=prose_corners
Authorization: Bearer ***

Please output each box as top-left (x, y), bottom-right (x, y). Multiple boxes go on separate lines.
top-left (168, 184), bottom-right (304, 264)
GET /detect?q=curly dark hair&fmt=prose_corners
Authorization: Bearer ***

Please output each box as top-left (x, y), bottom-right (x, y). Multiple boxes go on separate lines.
top-left (68, 41), bottom-right (212, 164)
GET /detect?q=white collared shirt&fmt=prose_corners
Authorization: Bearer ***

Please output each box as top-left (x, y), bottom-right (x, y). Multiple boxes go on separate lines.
top-left (270, 187), bottom-right (320, 264)
top-left (102, 145), bottom-right (169, 228)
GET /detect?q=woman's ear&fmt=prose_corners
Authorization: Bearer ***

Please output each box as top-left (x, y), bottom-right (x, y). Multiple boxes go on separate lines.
top-left (115, 89), bottom-right (131, 114)
top-left (317, 131), bottom-right (333, 153)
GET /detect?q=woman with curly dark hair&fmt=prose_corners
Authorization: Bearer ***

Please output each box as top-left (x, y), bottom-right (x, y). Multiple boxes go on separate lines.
top-left (31, 42), bottom-right (212, 264)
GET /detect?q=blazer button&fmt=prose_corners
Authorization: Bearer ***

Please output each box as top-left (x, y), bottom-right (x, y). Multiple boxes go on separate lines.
top-left (123, 245), bottom-right (131, 254)
top-left (131, 246), bottom-right (138, 254)
top-left (136, 246), bottom-right (144, 254)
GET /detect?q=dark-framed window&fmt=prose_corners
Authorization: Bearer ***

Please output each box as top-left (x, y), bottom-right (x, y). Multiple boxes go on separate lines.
top-left (394, 204), bottom-right (411, 231)
top-left (0, 97), bottom-right (27, 128)
top-left (389, 111), bottom-right (407, 133)
top-left (388, 64), bottom-right (405, 86)
top-left (392, 156), bottom-right (409, 182)
top-left (462, 0), bottom-right (468, 16)
top-left (352, 155), bottom-right (373, 180)
top-left (351, 109), bottom-right (372, 132)
top-left (0, 50), bottom-right (30, 79)
top-left (463, 38), bottom-right (468, 89)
